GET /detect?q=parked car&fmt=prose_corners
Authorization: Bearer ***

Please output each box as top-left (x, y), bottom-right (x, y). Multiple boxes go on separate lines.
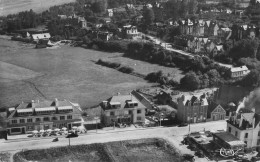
top-left (178, 123), bottom-right (188, 127)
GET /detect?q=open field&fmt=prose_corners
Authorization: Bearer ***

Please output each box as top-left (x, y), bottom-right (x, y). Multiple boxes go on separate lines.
top-left (0, 0), bottom-right (76, 16)
top-left (0, 38), bottom-right (153, 109)
top-left (102, 54), bottom-right (184, 82)
top-left (13, 138), bottom-right (181, 162)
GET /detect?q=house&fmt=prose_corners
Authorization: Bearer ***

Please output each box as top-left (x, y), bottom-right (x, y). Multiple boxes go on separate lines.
top-left (177, 95), bottom-right (208, 123)
top-left (211, 45), bottom-right (224, 58)
top-left (156, 90), bottom-right (180, 108)
top-left (107, 9), bottom-right (113, 17)
top-left (99, 17), bottom-right (111, 24)
top-left (31, 33), bottom-right (51, 42)
top-left (78, 16), bottom-right (87, 28)
top-left (100, 93), bottom-right (146, 126)
top-left (208, 102), bottom-right (226, 121)
top-left (226, 108), bottom-right (260, 150)
top-left (6, 99), bottom-right (83, 135)
top-left (218, 28), bottom-right (232, 40)
top-left (95, 31), bottom-right (113, 41)
top-left (122, 25), bottom-right (140, 39)
top-left (230, 66), bottom-right (250, 78)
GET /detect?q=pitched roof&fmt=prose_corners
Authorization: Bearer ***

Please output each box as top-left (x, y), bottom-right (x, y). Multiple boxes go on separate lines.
top-left (213, 132), bottom-right (245, 146)
top-left (230, 66), bottom-right (248, 72)
top-left (180, 95), bottom-right (208, 106)
top-left (108, 94), bottom-right (146, 109)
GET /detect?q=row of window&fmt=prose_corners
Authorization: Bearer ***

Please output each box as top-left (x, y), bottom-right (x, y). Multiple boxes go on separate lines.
top-left (110, 109), bottom-right (142, 116)
top-left (11, 115), bottom-right (73, 124)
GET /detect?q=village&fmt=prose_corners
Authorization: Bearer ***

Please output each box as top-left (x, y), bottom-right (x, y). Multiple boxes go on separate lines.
top-left (1, 0), bottom-right (260, 162)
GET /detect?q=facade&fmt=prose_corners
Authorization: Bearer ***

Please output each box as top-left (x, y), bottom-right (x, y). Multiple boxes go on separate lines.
top-left (177, 95), bottom-right (208, 123)
top-left (208, 102), bottom-right (226, 121)
top-left (226, 108), bottom-right (260, 149)
top-left (107, 9), bottom-right (113, 17)
top-left (100, 93), bottom-right (146, 126)
top-left (122, 25), bottom-right (140, 39)
top-left (31, 33), bottom-right (51, 42)
top-left (6, 99), bottom-right (83, 135)
top-left (230, 66), bottom-right (250, 78)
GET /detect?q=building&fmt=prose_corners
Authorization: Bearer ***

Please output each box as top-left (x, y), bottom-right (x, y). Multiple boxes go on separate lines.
top-left (31, 33), bottom-right (51, 42)
top-left (122, 25), bottom-right (140, 39)
top-left (6, 99), bottom-right (83, 135)
top-left (177, 95), bottom-right (208, 123)
top-left (95, 31), bottom-right (113, 41)
top-left (107, 9), bottom-right (113, 17)
top-left (208, 102), bottom-right (226, 121)
top-left (230, 66), bottom-right (250, 78)
top-left (226, 108), bottom-right (260, 149)
top-left (100, 93), bottom-right (146, 126)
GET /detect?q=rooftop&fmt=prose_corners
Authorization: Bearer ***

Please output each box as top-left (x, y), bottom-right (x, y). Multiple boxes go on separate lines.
top-left (213, 132), bottom-right (245, 146)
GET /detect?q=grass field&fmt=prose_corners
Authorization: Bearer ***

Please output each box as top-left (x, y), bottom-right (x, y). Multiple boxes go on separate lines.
top-left (103, 54), bottom-right (184, 82)
top-left (13, 138), bottom-right (182, 162)
top-left (0, 0), bottom-right (76, 16)
top-left (0, 38), bottom-right (153, 109)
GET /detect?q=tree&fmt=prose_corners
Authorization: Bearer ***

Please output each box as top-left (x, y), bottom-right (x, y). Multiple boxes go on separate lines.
top-left (91, 1), bottom-right (106, 13)
top-left (143, 8), bottom-right (155, 25)
top-left (240, 69), bottom-right (260, 87)
top-left (180, 71), bottom-right (201, 90)
top-left (206, 69), bottom-right (221, 87)
top-left (188, 0), bottom-right (198, 15)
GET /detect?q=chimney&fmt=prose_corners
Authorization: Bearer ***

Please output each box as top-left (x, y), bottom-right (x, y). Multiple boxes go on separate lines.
top-left (31, 100), bottom-right (35, 108)
top-left (102, 101), bottom-right (108, 108)
top-left (55, 98), bottom-right (59, 106)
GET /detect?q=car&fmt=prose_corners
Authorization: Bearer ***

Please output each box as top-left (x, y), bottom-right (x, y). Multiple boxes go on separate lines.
top-left (178, 123), bottom-right (188, 127)
top-left (182, 154), bottom-right (195, 162)
top-left (66, 132), bottom-right (78, 138)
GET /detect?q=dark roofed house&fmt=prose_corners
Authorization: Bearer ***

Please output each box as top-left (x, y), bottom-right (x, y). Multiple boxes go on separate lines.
top-left (208, 102), bottom-right (226, 121)
top-left (6, 99), bottom-right (83, 135)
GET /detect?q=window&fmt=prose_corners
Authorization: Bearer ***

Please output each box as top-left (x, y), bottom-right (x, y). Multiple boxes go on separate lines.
top-left (67, 115), bottom-right (72, 119)
top-left (60, 116), bottom-right (65, 120)
top-left (27, 118), bottom-right (33, 123)
top-left (245, 133), bottom-right (248, 138)
top-left (36, 118), bottom-right (41, 122)
top-left (137, 117), bottom-right (142, 121)
top-left (11, 120), bottom-right (17, 124)
top-left (137, 110), bottom-right (142, 114)
top-left (52, 117), bottom-right (57, 120)
top-left (235, 131), bottom-right (238, 137)
top-left (20, 119), bottom-right (25, 123)
top-left (43, 117), bottom-right (49, 121)
top-left (27, 126), bottom-right (34, 131)
top-left (229, 127), bottom-right (231, 133)
top-left (129, 110), bottom-right (132, 114)
top-left (110, 111), bottom-right (115, 116)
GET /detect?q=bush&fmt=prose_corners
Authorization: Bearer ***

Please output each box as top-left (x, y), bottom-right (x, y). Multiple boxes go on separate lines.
top-left (118, 66), bottom-right (134, 73)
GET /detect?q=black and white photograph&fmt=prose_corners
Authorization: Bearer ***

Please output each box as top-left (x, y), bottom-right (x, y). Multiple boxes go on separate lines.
top-left (0, 0), bottom-right (260, 161)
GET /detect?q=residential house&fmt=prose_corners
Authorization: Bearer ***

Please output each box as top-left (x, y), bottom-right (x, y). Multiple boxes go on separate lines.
top-left (177, 95), bottom-right (208, 123)
top-left (226, 108), bottom-right (260, 149)
top-left (99, 17), bottom-right (111, 24)
top-left (100, 93), bottom-right (146, 126)
top-left (78, 16), bottom-right (87, 28)
top-left (211, 45), bottom-right (224, 58)
top-left (95, 31), bottom-right (113, 41)
top-left (126, 4), bottom-right (135, 9)
top-left (6, 99), bottom-right (83, 135)
top-left (218, 28), bottom-right (232, 40)
top-left (31, 33), bottom-right (51, 42)
top-left (157, 90), bottom-right (180, 108)
top-left (208, 102), bottom-right (226, 121)
top-left (122, 25), bottom-right (140, 39)
top-left (209, 22), bottom-right (219, 36)
top-left (107, 9), bottom-right (113, 17)
top-left (230, 66), bottom-right (250, 78)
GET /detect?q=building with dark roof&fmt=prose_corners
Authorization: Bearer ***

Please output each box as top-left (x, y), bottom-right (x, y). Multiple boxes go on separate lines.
top-left (226, 108), bottom-right (260, 149)
top-left (100, 92), bottom-right (146, 126)
top-left (6, 99), bottom-right (83, 135)
top-left (177, 94), bottom-right (208, 123)
top-left (208, 102), bottom-right (226, 121)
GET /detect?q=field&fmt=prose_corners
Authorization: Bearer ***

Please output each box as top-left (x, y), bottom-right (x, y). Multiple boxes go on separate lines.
top-left (0, 37), bottom-right (153, 109)
top-left (0, 0), bottom-right (76, 16)
top-left (13, 138), bottom-right (182, 162)
top-left (103, 55), bottom-right (184, 82)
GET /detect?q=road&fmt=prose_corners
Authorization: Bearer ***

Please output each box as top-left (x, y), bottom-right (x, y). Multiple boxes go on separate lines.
top-left (0, 120), bottom-right (226, 152)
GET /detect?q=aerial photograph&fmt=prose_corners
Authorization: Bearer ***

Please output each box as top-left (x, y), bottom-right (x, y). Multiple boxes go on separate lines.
top-left (1, 0), bottom-right (260, 161)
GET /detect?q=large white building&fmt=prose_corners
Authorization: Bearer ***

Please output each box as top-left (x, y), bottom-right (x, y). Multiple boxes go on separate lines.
top-left (6, 99), bottom-right (83, 135)
top-left (226, 108), bottom-right (260, 149)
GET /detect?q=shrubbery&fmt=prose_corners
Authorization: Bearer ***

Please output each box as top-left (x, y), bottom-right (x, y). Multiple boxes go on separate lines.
top-left (96, 59), bottom-right (133, 74)
top-left (91, 39), bottom-right (130, 52)
top-left (118, 66), bottom-right (134, 74)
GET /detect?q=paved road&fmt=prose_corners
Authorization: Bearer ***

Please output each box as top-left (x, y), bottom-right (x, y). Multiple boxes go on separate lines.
top-left (0, 120), bottom-right (226, 153)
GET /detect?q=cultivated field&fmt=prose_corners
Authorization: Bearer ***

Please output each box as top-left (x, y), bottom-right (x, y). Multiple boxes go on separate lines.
top-left (13, 138), bottom-right (182, 162)
top-left (0, 0), bottom-right (76, 16)
top-left (0, 38), bottom-right (153, 109)
top-left (103, 55), bottom-right (184, 82)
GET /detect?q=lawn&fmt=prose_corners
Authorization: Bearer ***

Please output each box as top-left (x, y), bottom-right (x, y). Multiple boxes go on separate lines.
top-left (1, 0), bottom-right (76, 16)
top-left (13, 138), bottom-right (182, 162)
top-left (0, 38), bottom-right (152, 109)
top-left (102, 54), bottom-right (184, 82)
